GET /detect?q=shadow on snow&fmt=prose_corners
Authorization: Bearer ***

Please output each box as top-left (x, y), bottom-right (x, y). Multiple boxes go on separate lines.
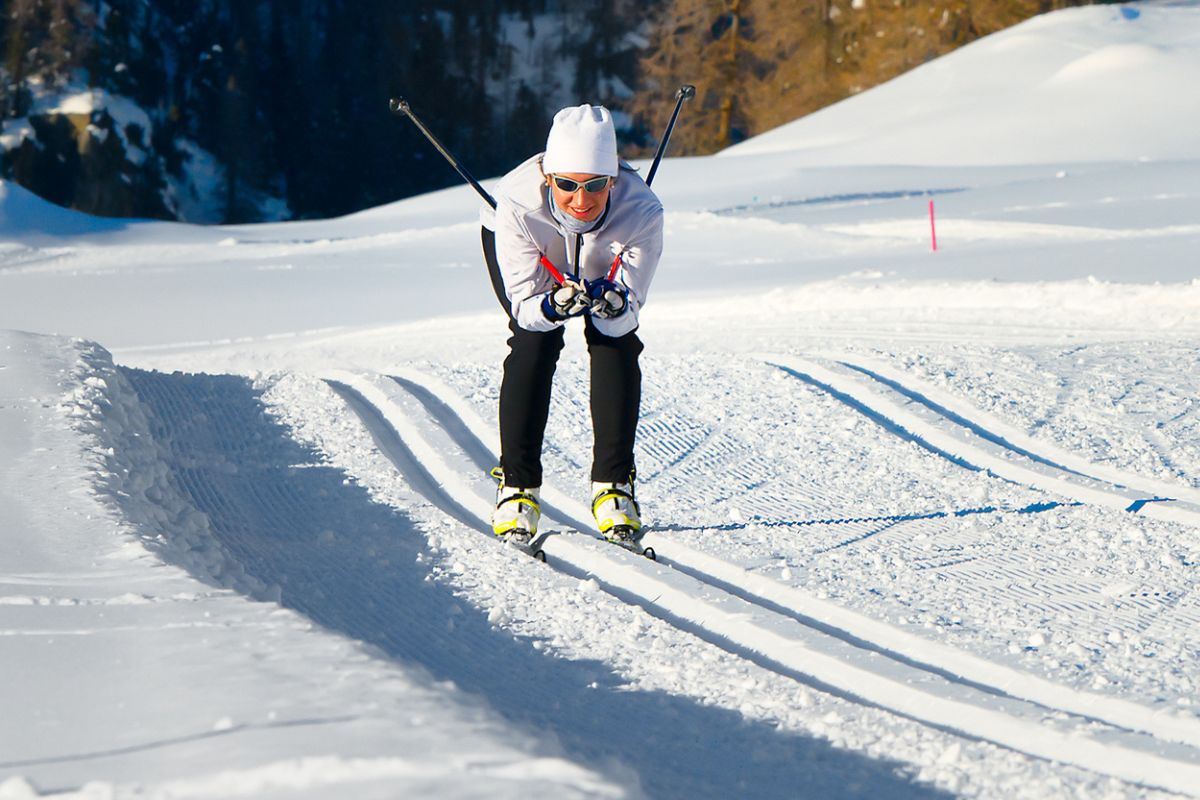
top-left (119, 368), bottom-right (952, 800)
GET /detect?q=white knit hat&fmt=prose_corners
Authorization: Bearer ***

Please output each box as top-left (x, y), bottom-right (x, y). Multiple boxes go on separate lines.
top-left (542, 104), bottom-right (618, 177)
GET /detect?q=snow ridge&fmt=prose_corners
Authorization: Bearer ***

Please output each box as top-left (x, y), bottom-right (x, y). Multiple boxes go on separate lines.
top-left (58, 344), bottom-right (272, 598)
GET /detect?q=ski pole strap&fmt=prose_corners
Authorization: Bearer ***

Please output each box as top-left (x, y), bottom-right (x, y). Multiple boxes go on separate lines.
top-left (390, 97), bottom-right (497, 210)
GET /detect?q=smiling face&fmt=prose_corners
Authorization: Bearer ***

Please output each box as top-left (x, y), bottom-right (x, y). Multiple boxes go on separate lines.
top-left (547, 172), bottom-right (613, 223)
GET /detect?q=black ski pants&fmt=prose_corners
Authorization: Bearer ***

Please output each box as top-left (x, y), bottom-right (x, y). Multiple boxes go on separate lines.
top-left (482, 227), bottom-right (642, 488)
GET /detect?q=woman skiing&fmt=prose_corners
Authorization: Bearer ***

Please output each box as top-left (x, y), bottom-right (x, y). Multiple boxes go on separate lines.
top-left (480, 104), bottom-right (664, 547)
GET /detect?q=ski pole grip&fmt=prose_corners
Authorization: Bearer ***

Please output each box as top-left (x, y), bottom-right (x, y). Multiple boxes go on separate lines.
top-left (646, 84), bottom-right (696, 187)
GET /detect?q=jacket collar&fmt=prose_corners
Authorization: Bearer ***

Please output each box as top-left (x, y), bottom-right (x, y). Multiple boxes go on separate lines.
top-left (546, 185), bottom-right (611, 235)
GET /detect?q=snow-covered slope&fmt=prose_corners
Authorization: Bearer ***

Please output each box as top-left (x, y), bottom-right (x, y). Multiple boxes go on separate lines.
top-left (2, 3), bottom-right (1200, 798)
top-left (721, 2), bottom-right (1200, 165)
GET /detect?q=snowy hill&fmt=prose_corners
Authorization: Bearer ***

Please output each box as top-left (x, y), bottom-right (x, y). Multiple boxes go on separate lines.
top-left (722, 2), bottom-right (1200, 165)
top-left (3, 3), bottom-right (1200, 799)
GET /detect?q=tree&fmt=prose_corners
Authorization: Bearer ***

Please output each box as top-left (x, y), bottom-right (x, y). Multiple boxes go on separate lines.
top-left (623, 0), bottom-right (1103, 157)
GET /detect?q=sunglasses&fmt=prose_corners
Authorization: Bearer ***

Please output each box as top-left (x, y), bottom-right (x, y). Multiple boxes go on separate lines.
top-left (551, 175), bottom-right (612, 194)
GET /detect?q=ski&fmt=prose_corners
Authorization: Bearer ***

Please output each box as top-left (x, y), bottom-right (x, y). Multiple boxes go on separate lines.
top-left (601, 526), bottom-right (656, 561)
top-left (501, 527), bottom-right (654, 561)
top-left (500, 530), bottom-right (548, 562)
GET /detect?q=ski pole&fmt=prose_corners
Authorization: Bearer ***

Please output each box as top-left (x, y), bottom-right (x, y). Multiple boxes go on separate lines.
top-left (392, 97), bottom-right (573, 284)
top-left (645, 84), bottom-right (695, 188)
top-left (389, 97), bottom-right (497, 210)
top-left (539, 255), bottom-right (569, 285)
top-left (607, 84), bottom-right (696, 281)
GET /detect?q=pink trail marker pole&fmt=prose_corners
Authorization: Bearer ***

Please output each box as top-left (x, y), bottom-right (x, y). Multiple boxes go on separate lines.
top-left (929, 199), bottom-right (938, 252)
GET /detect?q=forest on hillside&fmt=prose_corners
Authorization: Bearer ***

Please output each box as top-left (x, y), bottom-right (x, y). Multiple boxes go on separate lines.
top-left (0, 0), bottom-right (1115, 222)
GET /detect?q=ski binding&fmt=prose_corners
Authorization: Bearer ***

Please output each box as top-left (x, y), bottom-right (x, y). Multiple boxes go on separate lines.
top-left (602, 526), bottom-right (655, 560)
top-left (501, 529), bottom-right (546, 562)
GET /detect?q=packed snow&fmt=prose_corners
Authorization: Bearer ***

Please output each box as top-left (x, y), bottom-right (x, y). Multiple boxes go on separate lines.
top-left (2, 3), bottom-right (1199, 798)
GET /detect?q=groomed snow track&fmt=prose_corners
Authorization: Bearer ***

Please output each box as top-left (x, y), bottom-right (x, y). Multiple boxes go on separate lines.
top-left (324, 367), bottom-right (1200, 797)
top-left (767, 354), bottom-right (1200, 529)
top-left (117, 368), bottom-right (943, 800)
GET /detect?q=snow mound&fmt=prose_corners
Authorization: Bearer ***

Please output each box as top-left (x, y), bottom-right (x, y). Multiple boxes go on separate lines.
top-left (57, 338), bottom-right (276, 599)
top-left (0, 179), bottom-right (129, 239)
top-left (722, 2), bottom-right (1200, 165)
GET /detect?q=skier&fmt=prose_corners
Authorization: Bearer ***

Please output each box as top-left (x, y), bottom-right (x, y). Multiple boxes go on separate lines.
top-left (480, 104), bottom-right (664, 547)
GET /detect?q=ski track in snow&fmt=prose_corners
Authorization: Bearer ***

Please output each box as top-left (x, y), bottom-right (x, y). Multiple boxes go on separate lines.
top-left (309, 367), bottom-right (1200, 796)
top-left (866, 343), bottom-right (1200, 495)
top-left (755, 352), bottom-right (1200, 675)
top-left (416, 346), bottom-right (1200, 695)
top-left (26, 328), bottom-right (1197, 798)
top-left (397, 362), bottom-right (1200, 738)
top-left (104, 366), bottom-right (960, 799)
top-left (8, 7), bottom-right (1200, 794)
top-left (768, 355), bottom-right (1200, 527)
top-left (56, 324), bottom-right (1198, 798)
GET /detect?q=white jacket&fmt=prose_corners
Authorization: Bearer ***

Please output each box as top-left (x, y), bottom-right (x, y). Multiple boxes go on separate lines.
top-left (481, 153), bottom-right (663, 337)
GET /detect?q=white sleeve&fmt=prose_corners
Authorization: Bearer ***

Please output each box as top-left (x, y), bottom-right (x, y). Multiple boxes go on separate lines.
top-left (479, 200), bottom-right (497, 232)
top-left (494, 200), bottom-right (563, 332)
top-left (593, 204), bottom-right (663, 337)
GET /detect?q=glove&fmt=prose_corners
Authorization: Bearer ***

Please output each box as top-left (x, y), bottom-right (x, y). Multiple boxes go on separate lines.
top-left (586, 278), bottom-right (628, 319)
top-left (541, 280), bottom-right (590, 320)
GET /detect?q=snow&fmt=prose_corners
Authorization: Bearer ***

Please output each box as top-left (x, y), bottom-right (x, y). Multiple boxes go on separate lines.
top-left (3, 3), bottom-right (1200, 798)
top-left (721, 2), bottom-right (1200, 165)
top-left (0, 120), bottom-right (35, 152)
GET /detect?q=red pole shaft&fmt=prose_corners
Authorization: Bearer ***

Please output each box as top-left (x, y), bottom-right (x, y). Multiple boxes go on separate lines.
top-left (929, 200), bottom-right (938, 252)
top-left (606, 252), bottom-right (623, 281)
top-left (539, 255), bottom-right (568, 285)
